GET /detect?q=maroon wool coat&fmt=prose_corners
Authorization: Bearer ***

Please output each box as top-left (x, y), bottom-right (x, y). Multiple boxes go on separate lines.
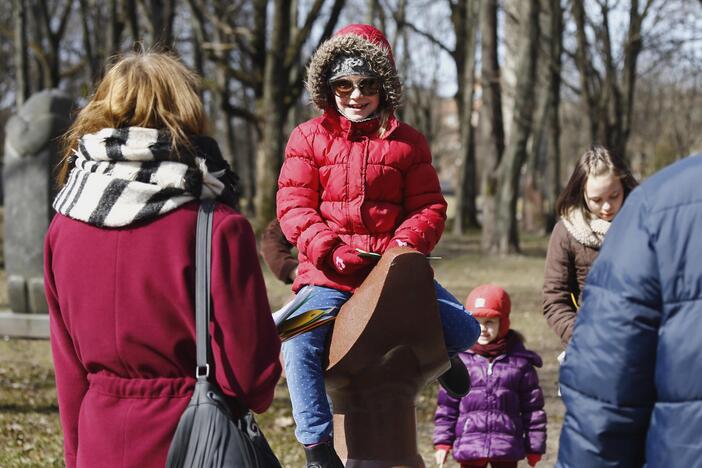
top-left (277, 111), bottom-right (447, 293)
top-left (44, 201), bottom-right (282, 468)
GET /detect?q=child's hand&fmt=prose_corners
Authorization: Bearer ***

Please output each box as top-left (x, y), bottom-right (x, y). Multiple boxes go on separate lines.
top-left (434, 446), bottom-right (450, 466)
top-left (527, 453), bottom-right (542, 466)
top-left (329, 245), bottom-right (372, 274)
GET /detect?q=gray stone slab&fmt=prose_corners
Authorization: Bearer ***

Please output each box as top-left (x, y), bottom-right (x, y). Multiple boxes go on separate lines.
top-left (0, 310), bottom-right (50, 338)
top-left (3, 89), bottom-right (73, 314)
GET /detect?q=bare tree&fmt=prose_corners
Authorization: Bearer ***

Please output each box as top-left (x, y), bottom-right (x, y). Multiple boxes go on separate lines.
top-left (478, 0), bottom-right (505, 250)
top-left (78, 0), bottom-right (128, 82)
top-left (138, 0), bottom-right (177, 48)
top-left (34, 0), bottom-right (74, 89)
top-left (570, 0), bottom-right (654, 158)
top-left (543, 0), bottom-right (563, 232)
top-left (397, 0), bottom-right (481, 231)
top-left (488, 0), bottom-right (540, 254)
top-left (452, 0), bottom-right (480, 233)
top-left (188, 0), bottom-right (346, 230)
top-left (524, 0), bottom-right (563, 233)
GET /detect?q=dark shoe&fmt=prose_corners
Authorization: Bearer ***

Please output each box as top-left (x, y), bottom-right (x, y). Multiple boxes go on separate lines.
top-left (304, 441), bottom-right (344, 468)
top-left (438, 355), bottom-right (471, 398)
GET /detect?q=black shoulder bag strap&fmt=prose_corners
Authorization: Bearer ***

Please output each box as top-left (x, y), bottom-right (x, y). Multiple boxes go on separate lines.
top-left (195, 198), bottom-right (215, 381)
top-left (192, 200), bottom-right (283, 468)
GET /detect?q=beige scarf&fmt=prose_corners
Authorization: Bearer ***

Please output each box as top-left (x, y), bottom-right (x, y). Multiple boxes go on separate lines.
top-left (562, 208), bottom-right (611, 249)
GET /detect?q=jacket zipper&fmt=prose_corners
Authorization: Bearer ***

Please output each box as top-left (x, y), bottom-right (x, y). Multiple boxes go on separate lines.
top-left (462, 357), bottom-right (496, 437)
top-left (485, 357), bottom-right (494, 456)
top-left (361, 136), bottom-right (371, 251)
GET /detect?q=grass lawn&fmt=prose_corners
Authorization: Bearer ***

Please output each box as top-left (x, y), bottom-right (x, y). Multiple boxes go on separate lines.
top-left (0, 230), bottom-right (564, 467)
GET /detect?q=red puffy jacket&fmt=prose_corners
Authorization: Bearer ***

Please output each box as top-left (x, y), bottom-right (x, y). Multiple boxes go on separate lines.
top-left (277, 110), bottom-right (447, 292)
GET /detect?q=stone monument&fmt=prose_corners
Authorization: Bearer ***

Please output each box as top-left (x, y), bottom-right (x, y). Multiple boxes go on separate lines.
top-left (3, 90), bottom-right (73, 316)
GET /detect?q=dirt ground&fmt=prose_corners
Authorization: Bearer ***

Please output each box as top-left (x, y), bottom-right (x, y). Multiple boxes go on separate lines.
top-left (0, 230), bottom-right (564, 467)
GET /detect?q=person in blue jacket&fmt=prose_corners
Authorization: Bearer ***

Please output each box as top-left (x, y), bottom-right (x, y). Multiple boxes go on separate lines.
top-left (556, 152), bottom-right (702, 467)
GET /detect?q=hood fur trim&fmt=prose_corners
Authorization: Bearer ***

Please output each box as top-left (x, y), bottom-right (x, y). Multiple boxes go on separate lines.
top-left (306, 34), bottom-right (402, 111)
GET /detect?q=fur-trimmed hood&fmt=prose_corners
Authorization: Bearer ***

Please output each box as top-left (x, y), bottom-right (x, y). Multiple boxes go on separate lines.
top-left (306, 24), bottom-right (402, 112)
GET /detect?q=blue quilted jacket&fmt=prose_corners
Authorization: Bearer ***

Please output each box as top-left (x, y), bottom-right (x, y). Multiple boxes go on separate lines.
top-left (557, 153), bottom-right (702, 468)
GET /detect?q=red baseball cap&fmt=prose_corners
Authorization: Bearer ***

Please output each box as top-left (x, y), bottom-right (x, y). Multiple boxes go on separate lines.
top-left (465, 284), bottom-right (511, 337)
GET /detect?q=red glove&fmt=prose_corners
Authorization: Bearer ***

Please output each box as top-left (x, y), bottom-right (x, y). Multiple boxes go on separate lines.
top-left (328, 245), bottom-right (372, 274)
top-left (527, 454), bottom-right (542, 466)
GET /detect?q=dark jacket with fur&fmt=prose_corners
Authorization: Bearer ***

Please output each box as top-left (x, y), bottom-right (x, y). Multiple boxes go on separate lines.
top-left (260, 219), bottom-right (297, 284)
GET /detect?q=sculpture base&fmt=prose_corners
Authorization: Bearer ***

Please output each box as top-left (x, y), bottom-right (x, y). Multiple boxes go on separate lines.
top-left (0, 311), bottom-right (50, 338)
top-left (332, 401), bottom-right (426, 468)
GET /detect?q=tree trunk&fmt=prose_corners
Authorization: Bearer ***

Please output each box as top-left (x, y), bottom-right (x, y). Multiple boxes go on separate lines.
top-left (544, 0), bottom-right (562, 232)
top-left (453, 0), bottom-right (480, 233)
top-left (107, 0), bottom-right (125, 59)
top-left (618, 0), bottom-right (645, 160)
top-left (571, 0), bottom-right (598, 142)
top-left (244, 123), bottom-right (258, 216)
top-left (524, 0), bottom-right (562, 234)
top-left (479, 0), bottom-right (505, 250)
top-left (144, 0), bottom-right (176, 47)
top-left (490, 0), bottom-right (540, 254)
top-left (253, 0), bottom-right (291, 232)
top-left (37, 0), bottom-right (73, 88)
top-left (13, 0), bottom-right (30, 107)
top-left (78, 0), bottom-right (99, 81)
top-left (366, 0), bottom-right (380, 25)
top-left (125, 0), bottom-right (140, 43)
top-left (500, 0), bottom-right (522, 142)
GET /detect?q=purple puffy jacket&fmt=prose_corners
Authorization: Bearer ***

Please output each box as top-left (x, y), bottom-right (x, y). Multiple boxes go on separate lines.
top-left (433, 334), bottom-right (547, 462)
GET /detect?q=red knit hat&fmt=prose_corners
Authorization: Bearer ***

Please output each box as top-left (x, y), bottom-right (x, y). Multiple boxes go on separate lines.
top-left (465, 284), bottom-right (511, 338)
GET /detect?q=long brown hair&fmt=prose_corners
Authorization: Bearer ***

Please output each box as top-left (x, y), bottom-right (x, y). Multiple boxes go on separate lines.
top-left (58, 50), bottom-right (207, 186)
top-left (556, 145), bottom-right (638, 218)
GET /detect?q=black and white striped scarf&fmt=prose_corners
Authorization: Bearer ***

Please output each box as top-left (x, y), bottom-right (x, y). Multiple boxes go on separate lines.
top-left (53, 127), bottom-right (240, 227)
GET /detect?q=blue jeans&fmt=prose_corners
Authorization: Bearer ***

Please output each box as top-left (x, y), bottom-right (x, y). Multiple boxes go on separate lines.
top-left (282, 281), bottom-right (480, 445)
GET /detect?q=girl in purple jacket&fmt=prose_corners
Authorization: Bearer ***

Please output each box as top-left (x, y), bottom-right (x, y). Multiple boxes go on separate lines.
top-left (433, 284), bottom-right (546, 468)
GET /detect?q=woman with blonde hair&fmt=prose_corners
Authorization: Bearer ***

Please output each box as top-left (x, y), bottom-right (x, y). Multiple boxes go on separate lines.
top-left (46, 50), bottom-right (281, 468)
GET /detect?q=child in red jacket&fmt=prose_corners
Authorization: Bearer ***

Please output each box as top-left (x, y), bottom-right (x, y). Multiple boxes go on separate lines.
top-left (276, 23), bottom-right (480, 468)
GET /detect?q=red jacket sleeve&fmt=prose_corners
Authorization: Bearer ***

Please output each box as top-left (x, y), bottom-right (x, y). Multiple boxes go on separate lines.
top-left (389, 134), bottom-right (447, 254)
top-left (277, 126), bottom-right (340, 268)
top-left (210, 213), bottom-right (282, 413)
top-left (45, 223), bottom-right (87, 468)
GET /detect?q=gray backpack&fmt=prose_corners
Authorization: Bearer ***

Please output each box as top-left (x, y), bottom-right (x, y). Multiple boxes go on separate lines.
top-left (166, 200), bottom-right (281, 468)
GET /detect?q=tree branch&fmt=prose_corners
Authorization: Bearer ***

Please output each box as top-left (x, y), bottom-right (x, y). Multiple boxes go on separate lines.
top-left (222, 99), bottom-right (259, 126)
top-left (284, 0), bottom-right (325, 69)
top-left (395, 19), bottom-right (454, 57)
top-left (286, 0), bottom-right (346, 107)
top-left (55, 0), bottom-right (74, 45)
top-left (316, 0), bottom-right (346, 48)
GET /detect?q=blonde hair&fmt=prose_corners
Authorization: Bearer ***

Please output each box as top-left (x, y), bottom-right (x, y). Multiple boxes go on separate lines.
top-left (376, 107), bottom-right (393, 138)
top-left (58, 50), bottom-right (207, 186)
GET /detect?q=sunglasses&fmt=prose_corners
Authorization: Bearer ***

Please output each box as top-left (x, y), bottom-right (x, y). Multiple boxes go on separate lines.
top-left (329, 77), bottom-right (381, 97)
